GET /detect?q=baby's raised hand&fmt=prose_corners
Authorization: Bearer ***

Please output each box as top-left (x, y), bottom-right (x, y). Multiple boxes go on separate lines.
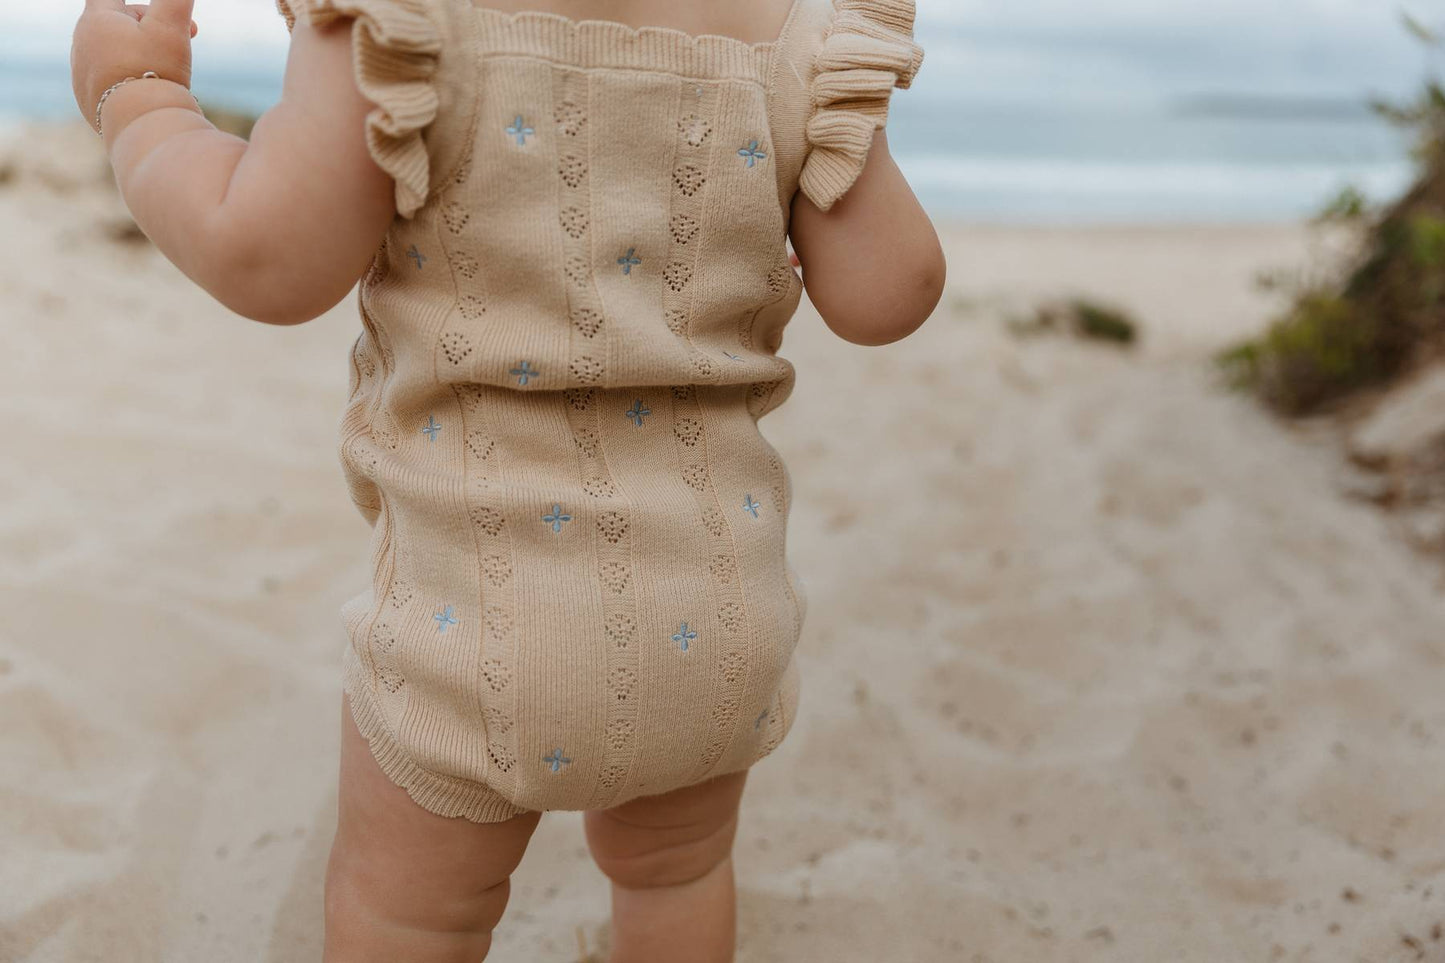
top-left (70, 0), bottom-right (198, 131)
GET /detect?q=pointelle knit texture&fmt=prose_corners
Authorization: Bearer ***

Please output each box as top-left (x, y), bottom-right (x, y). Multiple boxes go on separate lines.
top-left (276, 0), bottom-right (923, 821)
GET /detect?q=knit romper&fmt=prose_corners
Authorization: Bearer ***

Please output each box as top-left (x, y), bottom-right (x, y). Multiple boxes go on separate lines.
top-left (276, 0), bottom-right (923, 821)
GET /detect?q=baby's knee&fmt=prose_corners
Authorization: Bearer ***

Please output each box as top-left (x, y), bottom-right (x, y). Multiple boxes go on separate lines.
top-left (586, 813), bottom-right (739, 889)
top-left (583, 773), bottom-right (748, 890)
top-left (323, 844), bottom-right (512, 960)
top-left (327, 858), bottom-right (512, 930)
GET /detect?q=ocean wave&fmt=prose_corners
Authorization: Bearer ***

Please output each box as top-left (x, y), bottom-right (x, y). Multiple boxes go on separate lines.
top-left (894, 153), bottom-right (1416, 221)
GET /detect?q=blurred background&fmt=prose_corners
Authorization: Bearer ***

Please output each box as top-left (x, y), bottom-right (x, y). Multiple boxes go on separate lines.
top-left (6, 2), bottom-right (1445, 962)
top-left (0, 0), bottom-right (1426, 221)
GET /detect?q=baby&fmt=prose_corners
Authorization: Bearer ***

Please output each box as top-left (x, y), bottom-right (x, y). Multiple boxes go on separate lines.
top-left (70, 0), bottom-right (944, 959)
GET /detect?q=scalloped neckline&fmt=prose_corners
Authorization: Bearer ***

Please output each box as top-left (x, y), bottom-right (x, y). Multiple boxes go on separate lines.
top-left (472, 0), bottom-right (808, 52)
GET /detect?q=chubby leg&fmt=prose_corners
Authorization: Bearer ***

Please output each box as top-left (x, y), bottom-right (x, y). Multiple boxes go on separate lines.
top-left (324, 694), bottom-right (541, 963)
top-left (583, 769), bottom-right (749, 963)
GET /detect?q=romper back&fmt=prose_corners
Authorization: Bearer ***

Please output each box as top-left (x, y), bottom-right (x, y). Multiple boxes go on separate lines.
top-left (276, 0), bottom-right (923, 820)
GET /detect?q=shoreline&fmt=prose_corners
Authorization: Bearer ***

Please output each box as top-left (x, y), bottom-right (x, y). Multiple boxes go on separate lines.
top-left (0, 112), bottom-right (1413, 227)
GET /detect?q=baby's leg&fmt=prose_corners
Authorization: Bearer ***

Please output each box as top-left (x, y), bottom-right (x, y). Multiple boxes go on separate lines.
top-left (323, 695), bottom-right (541, 962)
top-left (583, 769), bottom-right (749, 963)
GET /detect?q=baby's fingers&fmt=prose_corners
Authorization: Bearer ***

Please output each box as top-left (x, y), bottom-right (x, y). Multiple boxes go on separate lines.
top-left (123, 4), bottom-right (199, 35)
top-left (147, 0), bottom-right (196, 29)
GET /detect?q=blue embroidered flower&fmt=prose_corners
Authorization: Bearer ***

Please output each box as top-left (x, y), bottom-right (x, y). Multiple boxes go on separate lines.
top-left (542, 504), bottom-right (573, 533)
top-left (420, 415), bottom-right (442, 442)
top-left (434, 605), bottom-right (459, 633)
top-left (723, 351), bottom-right (742, 361)
top-left (506, 115), bottom-right (535, 146)
top-left (738, 140), bottom-right (768, 168)
top-left (742, 494), bottom-right (762, 519)
top-left (672, 622), bottom-right (697, 652)
top-left (755, 707), bottom-right (769, 729)
top-left (511, 361), bottom-right (538, 386)
top-left (626, 399), bottom-right (651, 427)
top-left (406, 245), bottom-right (427, 269)
top-left (617, 248), bottom-right (641, 275)
top-left (542, 747), bottom-right (572, 772)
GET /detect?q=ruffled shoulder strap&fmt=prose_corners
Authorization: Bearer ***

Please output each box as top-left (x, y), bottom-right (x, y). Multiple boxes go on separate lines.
top-left (797, 0), bottom-right (923, 212)
top-left (275, 0), bottom-right (447, 218)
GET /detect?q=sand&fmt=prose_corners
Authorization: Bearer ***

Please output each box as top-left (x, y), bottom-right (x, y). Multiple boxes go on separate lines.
top-left (5, 122), bottom-right (1445, 963)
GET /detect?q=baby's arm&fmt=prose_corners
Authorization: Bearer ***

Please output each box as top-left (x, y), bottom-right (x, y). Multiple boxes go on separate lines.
top-left (73, 0), bottom-right (394, 326)
top-left (789, 130), bottom-right (945, 346)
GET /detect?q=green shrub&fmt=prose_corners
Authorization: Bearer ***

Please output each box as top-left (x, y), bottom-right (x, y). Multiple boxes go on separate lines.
top-left (1008, 298), bottom-right (1139, 347)
top-left (1071, 300), bottom-right (1138, 344)
top-left (1217, 294), bottom-right (1382, 413)
top-left (1220, 11), bottom-right (1445, 415)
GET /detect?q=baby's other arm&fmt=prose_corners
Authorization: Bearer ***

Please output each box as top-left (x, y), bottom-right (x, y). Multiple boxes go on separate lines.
top-left (788, 130), bottom-right (945, 347)
top-left (84, 5), bottom-right (393, 326)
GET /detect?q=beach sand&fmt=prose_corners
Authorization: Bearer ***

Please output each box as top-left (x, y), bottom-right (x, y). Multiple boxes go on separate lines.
top-left (4, 123), bottom-right (1445, 962)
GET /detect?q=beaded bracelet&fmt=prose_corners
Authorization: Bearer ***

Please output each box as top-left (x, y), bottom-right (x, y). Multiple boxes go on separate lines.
top-left (93, 71), bottom-right (202, 137)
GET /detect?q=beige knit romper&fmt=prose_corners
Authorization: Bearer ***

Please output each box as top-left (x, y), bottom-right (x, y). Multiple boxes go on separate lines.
top-left (276, 0), bottom-right (923, 821)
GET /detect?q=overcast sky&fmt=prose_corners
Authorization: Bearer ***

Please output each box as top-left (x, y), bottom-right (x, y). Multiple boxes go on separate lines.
top-left (5, 0), bottom-right (1430, 104)
top-left (924, 0), bottom-right (1428, 103)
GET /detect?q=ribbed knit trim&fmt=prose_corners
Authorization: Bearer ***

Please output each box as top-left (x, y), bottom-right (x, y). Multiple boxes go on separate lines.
top-left (796, 0), bottom-right (923, 211)
top-left (470, 5), bottom-right (793, 81)
top-left (342, 641), bottom-right (532, 823)
top-left (277, 0), bottom-right (442, 218)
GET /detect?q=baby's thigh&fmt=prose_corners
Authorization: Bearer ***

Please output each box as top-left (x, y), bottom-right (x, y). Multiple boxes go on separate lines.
top-left (583, 769), bottom-right (749, 888)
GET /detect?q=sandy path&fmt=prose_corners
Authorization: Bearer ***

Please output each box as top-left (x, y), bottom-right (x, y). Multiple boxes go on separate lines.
top-left (4, 126), bottom-right (1445, 962)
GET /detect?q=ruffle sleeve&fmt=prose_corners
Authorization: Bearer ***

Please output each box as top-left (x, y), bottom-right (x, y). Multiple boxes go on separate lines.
top-left (797, 0), bottom-right (924, 212)
top-left (276, 0), bottom-right (443, 218)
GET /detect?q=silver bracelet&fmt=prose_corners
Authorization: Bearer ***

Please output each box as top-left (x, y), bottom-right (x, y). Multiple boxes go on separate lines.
top-left (93, 71), bottom-right (202, 137)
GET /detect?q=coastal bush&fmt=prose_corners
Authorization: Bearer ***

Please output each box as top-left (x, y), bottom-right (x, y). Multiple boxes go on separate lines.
top-left (1071, 300), bottom-right (1139, 344)
top-left (1009, 298), bottom-right (1139, 346)
top-left (1219, 12), bottom-right (1445, 414)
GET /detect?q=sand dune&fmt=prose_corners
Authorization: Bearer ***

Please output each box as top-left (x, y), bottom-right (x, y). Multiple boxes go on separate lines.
top-left (4, 123), bottom-right (1445, 962)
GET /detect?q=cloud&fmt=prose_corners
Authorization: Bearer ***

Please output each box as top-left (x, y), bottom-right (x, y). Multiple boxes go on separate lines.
top-left (913, 0), bottom-right (1425, 101)
top-left (7, 0), bottom-right (1427, 100)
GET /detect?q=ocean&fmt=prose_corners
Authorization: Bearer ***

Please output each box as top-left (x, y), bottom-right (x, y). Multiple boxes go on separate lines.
top-left (887, 94), bottom-right (1414, 223)
top-left (0, 54), bottom-right (1415, 224)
